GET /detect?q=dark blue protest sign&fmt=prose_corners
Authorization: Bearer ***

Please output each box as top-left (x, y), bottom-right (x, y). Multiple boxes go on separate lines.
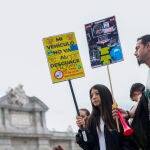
top-left (85, 16), bottom-right (123, 68)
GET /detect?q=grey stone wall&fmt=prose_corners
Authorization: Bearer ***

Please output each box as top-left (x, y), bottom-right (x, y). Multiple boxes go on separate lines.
top-left (0, 85), bottom-right (81, 150)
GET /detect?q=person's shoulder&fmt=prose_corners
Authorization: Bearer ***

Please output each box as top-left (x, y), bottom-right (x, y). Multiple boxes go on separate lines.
top-left (139, 94), bottom-right (148, 106)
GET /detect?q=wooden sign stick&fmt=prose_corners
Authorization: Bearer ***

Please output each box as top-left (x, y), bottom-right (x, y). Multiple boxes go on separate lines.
top-left (107, 65), bottom-right (120, 132)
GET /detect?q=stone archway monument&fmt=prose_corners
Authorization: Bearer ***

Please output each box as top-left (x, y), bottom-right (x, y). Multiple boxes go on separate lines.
top-left (0, 84), bottom-right (52, 150)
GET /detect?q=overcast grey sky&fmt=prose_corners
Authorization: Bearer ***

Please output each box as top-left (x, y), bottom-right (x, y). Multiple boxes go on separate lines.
top-left (0, 0), bottom-right (149, 132)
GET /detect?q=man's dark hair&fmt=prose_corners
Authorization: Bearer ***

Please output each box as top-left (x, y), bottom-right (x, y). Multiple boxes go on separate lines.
top-left (79, 108), bottom-right (90, 116)
top-left (130, 83), bottom-right (145, 98)
top-left (137, 34), bottom-right (150, 46)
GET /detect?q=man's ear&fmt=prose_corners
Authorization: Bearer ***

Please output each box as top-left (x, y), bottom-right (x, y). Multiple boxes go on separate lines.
top-left (147, 42), bottom-right (150, 50)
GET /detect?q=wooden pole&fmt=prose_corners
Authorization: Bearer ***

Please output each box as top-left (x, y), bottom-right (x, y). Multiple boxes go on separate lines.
top-left (107, 65), bottom-right (120, 132)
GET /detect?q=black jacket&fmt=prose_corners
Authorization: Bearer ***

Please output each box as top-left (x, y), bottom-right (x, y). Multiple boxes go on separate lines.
top-left (131, 94), bottom-right (150, 150)
top-left (76, 122), bottom-right (138, 150)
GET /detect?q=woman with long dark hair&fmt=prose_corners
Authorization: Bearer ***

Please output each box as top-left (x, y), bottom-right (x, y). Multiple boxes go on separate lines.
top-left (76, 84), bottom-right (138, 150)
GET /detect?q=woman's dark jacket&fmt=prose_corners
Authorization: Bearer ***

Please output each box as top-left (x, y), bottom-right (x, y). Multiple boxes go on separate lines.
top-left (76, 121), bottom-right (138, 150)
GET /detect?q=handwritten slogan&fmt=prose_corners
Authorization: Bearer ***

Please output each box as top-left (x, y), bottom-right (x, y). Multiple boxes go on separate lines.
top-left (43, 32), bottom-right (85, 83)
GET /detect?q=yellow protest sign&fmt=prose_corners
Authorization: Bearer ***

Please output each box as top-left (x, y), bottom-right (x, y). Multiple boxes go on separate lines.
top-left (43, 32), bottom-right (85, 83)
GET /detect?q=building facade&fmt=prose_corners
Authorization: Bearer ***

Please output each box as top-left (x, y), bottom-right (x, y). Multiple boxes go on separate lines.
top-left (0, 85), bottom-right (81, 150)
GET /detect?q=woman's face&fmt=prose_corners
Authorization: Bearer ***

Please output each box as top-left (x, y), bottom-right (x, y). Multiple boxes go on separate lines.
top-left (91, 89), bottom-right (101, 107)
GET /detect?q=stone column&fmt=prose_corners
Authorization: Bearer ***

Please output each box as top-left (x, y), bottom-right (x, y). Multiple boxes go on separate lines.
top-left (0, 109), bottom-right (4, 131)
top-left (35, 112), bottom-right (42, 133)
top-left (38, 138), bottom-right (52, 150)
top-left (0, 137), bottom-right (12, 150)
top-left (4, 108), bottom-right (11, 131)
top-left (41, 112), bottom-right (49, 133)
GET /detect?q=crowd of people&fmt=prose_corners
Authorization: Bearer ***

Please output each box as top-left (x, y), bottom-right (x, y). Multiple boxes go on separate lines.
top-left (74, 34), bottom-right (150, 150)
top-left (52, 35), bottom-right (150, 150)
